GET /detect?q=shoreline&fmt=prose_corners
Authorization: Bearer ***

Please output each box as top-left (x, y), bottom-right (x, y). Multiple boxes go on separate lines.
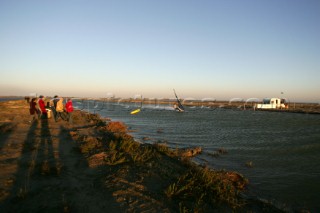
top-left (0, 100), bottom-right (305, 212)
top-left (2, 96), bottom-right (320, 114)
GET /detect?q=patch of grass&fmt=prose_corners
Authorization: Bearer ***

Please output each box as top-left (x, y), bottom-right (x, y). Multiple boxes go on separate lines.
top-left (106, 121), bottom-right (128, 134)
top-left (117, 138), bottom-right (140, 153)
top-left (153, 142), bottom-right (178, 157)
top-left (165, 166), bottom-right (248, 211)
top-left (104, 151), bottom-right (128, 165)
top-left (131, 145), bottom-right (156, 163)
top-left (106, 138), bottom-right (156, 164)
top-left (108, 140), bottom-right (118, 151)
top-left (79, 136), bottom-right (103, 155)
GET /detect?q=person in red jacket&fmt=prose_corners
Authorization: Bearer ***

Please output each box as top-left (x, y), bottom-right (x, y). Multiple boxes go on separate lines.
top-left (38, 95), bottom-right (47, 119)
top-left (65, 98), bottom-right (74, 124)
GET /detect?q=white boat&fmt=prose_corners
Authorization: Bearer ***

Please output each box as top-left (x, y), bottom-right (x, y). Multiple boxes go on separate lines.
top-left (256, 98), bottom-right (288, 109)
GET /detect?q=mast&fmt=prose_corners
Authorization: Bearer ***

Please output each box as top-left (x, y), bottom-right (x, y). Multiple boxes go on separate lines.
top-left (173, 89), bottom-right (185, 111)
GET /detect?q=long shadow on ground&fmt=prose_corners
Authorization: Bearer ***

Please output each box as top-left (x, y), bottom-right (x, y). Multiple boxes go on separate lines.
top-left (0, 119), bottom-right (122, 213)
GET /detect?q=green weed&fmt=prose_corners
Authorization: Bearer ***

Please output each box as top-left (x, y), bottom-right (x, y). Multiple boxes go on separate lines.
top-left (104, 151), bottom-right (128, 166)
top-left (165, 166), bottom-right (247, 211)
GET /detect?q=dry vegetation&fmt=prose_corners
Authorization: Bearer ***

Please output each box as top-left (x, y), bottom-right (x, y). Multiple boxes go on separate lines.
top-left (71, 119), bottom-right (249, 212)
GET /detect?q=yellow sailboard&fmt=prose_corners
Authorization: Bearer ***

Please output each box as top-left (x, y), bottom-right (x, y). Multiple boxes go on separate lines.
top-left (130, 108), bottom-right (141, 115)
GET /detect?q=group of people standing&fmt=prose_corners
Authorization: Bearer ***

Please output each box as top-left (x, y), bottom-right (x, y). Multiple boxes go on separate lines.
top-left (29, 95), bottom-right (74, 124)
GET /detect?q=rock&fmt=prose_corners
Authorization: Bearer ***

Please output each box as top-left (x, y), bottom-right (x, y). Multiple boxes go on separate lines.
top-left (178, 147), bottom-right (202, 157)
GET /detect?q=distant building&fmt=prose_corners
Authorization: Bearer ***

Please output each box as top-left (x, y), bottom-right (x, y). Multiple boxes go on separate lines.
top-left (256, 98), bottom-right (288, 109)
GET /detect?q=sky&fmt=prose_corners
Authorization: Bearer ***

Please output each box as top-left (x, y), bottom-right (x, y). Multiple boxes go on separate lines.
top-left (0, 0), bottom-right (319, 102)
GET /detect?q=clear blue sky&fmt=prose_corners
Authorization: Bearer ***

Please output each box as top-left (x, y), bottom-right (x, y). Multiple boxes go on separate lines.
top-left (0, 0), bottom-right (319, 102)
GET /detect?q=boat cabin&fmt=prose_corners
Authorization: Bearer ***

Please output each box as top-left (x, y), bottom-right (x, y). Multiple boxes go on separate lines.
top-left (256, 98), bottom-right (288, 109)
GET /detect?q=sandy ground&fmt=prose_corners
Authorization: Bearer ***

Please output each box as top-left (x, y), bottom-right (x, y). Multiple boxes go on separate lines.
top-left (0, 100), bottom-right (125, 212)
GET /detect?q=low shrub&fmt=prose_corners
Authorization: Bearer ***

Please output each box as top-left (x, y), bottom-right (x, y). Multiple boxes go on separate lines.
top-left (165, 166), bottom-right (248, 211)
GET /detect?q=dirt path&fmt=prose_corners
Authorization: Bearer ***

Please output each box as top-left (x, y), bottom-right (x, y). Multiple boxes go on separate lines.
top-left (0, 100), bottom-right (122, 212)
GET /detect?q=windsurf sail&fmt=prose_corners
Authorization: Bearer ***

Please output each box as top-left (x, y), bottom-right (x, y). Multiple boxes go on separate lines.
top-left (173, 89), bottom-right (185, 112)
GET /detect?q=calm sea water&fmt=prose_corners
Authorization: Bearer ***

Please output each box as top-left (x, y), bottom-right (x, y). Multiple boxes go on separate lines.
top-left (0, 97), bottom-right (23, 102)
top-left (77, 101), bottom-right (320, 211)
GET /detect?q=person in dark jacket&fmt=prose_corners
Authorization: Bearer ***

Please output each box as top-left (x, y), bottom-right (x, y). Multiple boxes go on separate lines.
top-left (29, 98), bottom-right (39, 121)
top-left (50, 95), bottom-right (59, 122)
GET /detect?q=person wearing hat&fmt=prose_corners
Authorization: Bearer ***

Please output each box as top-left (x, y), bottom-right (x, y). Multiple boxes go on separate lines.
top-left (38, 95), bottom-right (47, 118)
top-left (50, 95), bottom-right (59, 122)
